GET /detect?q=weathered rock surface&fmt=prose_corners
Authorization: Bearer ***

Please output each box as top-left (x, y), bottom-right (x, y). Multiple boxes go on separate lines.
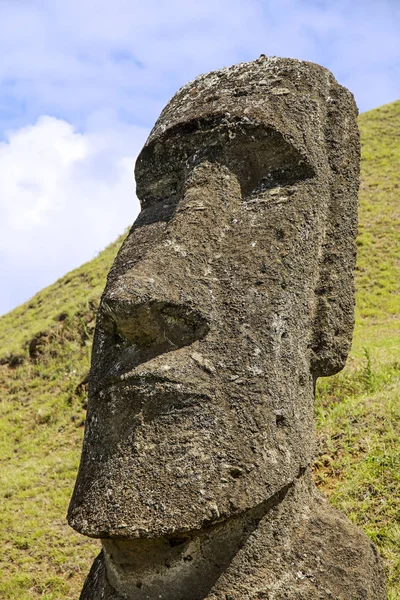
top-left (68, 56), bottom-right (387, 599)
top-left (79, 471), bottom-right (385, 600)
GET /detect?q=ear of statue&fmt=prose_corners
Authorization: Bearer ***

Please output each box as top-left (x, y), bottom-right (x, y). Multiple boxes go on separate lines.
top-left (310, 85), bottom-right (360, 378)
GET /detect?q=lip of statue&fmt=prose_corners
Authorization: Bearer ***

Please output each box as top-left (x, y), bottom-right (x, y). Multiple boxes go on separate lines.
top-left (92, 371), bottom-right (213, 418)
top-left (96, 369), bottom-right (211, 393)
top-left (92, 344), bottom-right (214, 395)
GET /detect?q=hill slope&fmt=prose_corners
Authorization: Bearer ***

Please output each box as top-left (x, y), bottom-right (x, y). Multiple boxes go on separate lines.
top-left (0, 101), bottom-right (399, 599)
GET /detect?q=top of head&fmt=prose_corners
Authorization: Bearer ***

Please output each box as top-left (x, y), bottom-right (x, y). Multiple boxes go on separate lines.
top-left (135, 56), bottom-right (358, 205)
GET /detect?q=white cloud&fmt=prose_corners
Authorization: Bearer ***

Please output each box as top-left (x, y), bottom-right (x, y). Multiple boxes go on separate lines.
top-left (0, 114), bottom-right (148, 314)
top-left (0, 0), bottom-right (400, 313)
top-left (1, 0), bottom-right (399, 133)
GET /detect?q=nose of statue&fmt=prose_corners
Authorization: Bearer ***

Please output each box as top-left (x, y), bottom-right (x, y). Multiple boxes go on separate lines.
top-left (100, 274), bottom-right (210, 356)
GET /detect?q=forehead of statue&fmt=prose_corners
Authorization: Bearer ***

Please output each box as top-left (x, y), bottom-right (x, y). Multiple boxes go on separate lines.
top-left (135, 117), bottom-right (316, 207)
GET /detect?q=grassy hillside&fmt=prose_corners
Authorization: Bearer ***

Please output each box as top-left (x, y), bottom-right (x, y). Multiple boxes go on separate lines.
top-left (1, 101), bottom-right (399, 599)
top-left (315, 100), bottom-right (400, 598)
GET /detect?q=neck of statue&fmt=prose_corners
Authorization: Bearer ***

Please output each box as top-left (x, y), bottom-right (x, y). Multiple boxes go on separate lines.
top-left (101, 469), bottom-right (311, 600)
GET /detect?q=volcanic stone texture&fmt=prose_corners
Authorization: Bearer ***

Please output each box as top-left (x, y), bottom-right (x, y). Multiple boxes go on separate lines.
top-left (68, 56), bottom-right (387, 599)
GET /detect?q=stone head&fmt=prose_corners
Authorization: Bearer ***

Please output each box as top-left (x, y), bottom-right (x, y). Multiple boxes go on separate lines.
top-left (68, 57), bottom-right (359, 541)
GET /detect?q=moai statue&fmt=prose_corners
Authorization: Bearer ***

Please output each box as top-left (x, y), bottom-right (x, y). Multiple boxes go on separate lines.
top-left (68, 57), bottom-right (387, 599)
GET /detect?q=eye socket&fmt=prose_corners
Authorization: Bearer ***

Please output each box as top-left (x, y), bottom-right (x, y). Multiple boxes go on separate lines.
top-left (247, 162), bottom-right (314, 198)
top-left (135, 117), bottom-right (316, 203)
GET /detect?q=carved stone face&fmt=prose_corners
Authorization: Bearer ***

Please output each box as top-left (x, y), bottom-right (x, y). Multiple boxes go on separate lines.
top-left (68, 58), bottom-right (359, 541)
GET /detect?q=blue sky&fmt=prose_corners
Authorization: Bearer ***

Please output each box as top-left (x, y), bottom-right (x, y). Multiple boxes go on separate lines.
top-left (1, 0), bottom-right (400, 315)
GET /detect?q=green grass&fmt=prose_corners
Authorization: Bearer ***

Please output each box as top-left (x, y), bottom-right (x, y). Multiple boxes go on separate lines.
top-left (0, 101), bottom-right (399, 598)
top-left (352, 100), bottom-right (400, 359)
top-left (0, 234), bottom-right (125, 362)
top-left (314, 100), bottom-right (400, 599)
top-left (0, 238), bottom-right (124, 599)
top-left (315, 356), bottom-right (400, 598)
